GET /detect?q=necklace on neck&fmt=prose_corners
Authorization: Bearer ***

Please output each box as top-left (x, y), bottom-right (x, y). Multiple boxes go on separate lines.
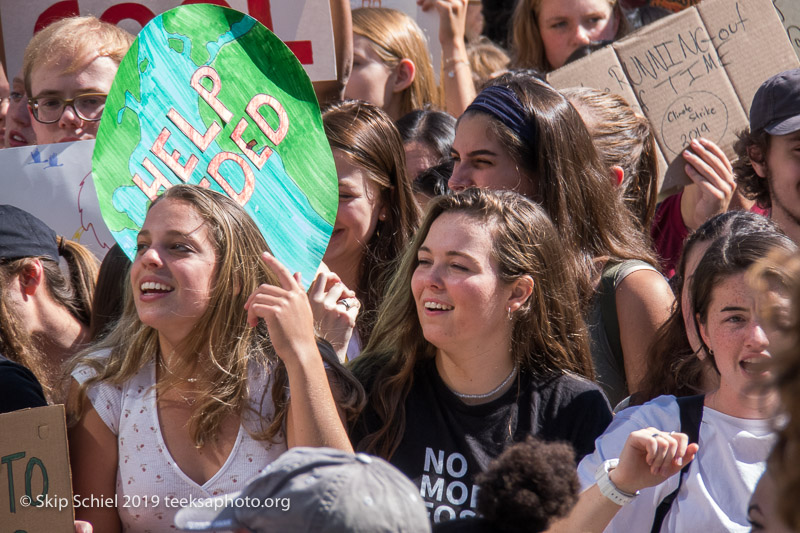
top-left (158, 359), bottom-right (199, 406)
top-left (447, 364), bottom-right (519, 400)
top-left (172, 388), bottom-right (198, 406)
top-left (158, 355), bottom-right (198, 383)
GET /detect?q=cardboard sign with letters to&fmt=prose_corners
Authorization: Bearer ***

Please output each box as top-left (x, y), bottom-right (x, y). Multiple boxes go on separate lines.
top-left (0, 406), bottom-right (74, 532)
top-left (546, 45), bottom-right (668, 185)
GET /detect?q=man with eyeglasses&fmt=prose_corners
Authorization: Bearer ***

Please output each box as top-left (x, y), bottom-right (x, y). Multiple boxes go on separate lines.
top-left (22, 16), bottom-right (133, 146)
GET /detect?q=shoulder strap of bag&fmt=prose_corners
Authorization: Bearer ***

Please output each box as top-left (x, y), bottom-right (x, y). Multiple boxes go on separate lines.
top-left (649, 394), bottom-right (705, 533)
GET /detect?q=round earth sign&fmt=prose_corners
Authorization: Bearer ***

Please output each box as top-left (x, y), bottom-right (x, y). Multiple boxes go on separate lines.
top-left (92, 3), bottom-right (337, 287)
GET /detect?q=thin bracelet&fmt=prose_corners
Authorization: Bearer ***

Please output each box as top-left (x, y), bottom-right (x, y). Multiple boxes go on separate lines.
top-left (445, 60), bottom-right (469, 78)
top-left (443, 56), bottom-right (468, 67)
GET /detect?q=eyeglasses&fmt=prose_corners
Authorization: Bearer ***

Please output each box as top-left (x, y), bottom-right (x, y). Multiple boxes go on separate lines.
top-left (28, 93), bottom-right (107, 124)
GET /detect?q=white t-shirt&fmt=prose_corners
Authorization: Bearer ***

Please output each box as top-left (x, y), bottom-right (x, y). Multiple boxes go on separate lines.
top-left (577, 395), bottom-right (774, 533)
top-left (72, 352), bottom-right (287, 532)
top-left (346, 330), bottom-right (362, 361)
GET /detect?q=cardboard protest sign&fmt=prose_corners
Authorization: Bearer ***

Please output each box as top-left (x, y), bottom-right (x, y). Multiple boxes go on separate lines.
top-left (0, 0), bottom-right (336, 82)
top-left (547, 46), bottom-right (641, 114)
top-left (548, 0), bottom-right (799, 195)
top-left (698, 0), bottom-right (799, 115)
top-left (613, 8), bottom-right (748, 165)
top-left (774, 0), bottom-right (800, 61)
top-left (1, 141), bottom-right (114, 259)
top-left (0, 406), bottom-right (74, 531)
top-left (92, 4), bottom-right (338, 288)
top-left (546, 45), bottom-right (669, 187)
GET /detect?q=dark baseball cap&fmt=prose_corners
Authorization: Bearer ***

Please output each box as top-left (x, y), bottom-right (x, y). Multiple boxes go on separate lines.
top-left (0, 205), bottom-right (59, 262)
top-left (750, 68), bottom-right (800, 135)
top-left (174, 447), bottom-right (431, 533)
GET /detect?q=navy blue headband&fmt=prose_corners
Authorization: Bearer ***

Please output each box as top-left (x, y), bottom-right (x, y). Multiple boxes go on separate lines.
top-left (465, 85), bottom-right (537, 147)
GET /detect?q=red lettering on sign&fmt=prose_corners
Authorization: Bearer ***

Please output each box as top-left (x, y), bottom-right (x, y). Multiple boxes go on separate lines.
top-left (34, 1), bottom-right (314, 65)
top-left (151, 128), bottom-right (198, 182)
top-left (247, 94), bottom-right (289, 146)
top-left (34, 1), bottom-right (79, 33)
top-left (167, 108), bottom-right (221, 151)
top-left (247, 0), bottom-right (313, 64)
top-left (230, 94), bottom-right (288, 170)
top-left (181, 0), bottom-right (231, 7)
top-left (190, 67), bottom-right (233, 124)
top-left (230, 119), bottom-right (273, 170)
top-left (208, 152), bottom-right (255, 205)
top-left (248, 0), bottom-right (272, 30)
top-left (100, 3), bottom-right (155, 26)
top-left (133, 158), bottom-right (174, 200)
top-left (286, 41), bottom-right (313, 65)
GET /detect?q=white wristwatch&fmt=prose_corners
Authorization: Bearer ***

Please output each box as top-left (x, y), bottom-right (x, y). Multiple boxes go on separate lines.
top-left (594, 458), bottom-right (639, 506)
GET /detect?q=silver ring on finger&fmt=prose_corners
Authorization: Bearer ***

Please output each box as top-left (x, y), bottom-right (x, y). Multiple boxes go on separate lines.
top-left (337, 297), bottom-right (357, 310)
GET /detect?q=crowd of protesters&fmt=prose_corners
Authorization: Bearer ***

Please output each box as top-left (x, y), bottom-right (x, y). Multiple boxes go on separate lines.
top-left (2, 1), bottom-right (800, 532)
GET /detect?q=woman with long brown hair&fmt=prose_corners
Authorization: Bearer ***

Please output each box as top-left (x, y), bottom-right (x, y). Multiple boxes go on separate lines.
top-left (448, 71), bottom-right (673, 406)
top-left (350, 188), bottom-right (611, 524)
top-left (577, 229), bottom-right (795, 533)
top-left (634, 211), bottom-right (778, 407)
top-left (318, 100), bottom-right (420, 360)
top-left (66, 185), bottom-right (363, 532)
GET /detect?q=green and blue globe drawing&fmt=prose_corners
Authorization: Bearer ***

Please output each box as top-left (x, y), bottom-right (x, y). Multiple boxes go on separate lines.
top-left (92, 4), bottom-right (337, 286)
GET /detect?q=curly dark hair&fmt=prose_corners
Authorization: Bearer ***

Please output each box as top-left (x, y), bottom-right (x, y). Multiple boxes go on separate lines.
top-left (733, 127), bottom-right (771, 208)
top-left (475, 437), bottom-right (580, 533)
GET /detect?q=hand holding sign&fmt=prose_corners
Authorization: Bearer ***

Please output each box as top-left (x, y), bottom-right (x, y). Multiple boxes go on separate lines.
top-left (680, 137), bottom-right (736, 230)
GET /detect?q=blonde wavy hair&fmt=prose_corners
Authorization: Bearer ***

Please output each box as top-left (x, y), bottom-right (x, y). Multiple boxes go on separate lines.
top-left (352, 7), bottom-right (442, 116)
top-left (67, 185), bottom-right (362, 447)
top-left (510, 0), bottom-right (628, 72)
top-left (23, 16), bottom-right (133, 96)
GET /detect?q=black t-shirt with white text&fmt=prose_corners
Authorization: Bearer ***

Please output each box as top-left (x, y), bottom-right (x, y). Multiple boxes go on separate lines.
top-left (352, 358), bottom-right (612, 523)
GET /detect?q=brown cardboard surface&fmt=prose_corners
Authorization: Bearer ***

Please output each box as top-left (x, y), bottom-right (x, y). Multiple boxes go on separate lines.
top-left (699, 0), bottom-right (800, 115)
top-left (613, 7), bottom-right (749, 191)
top-left (612, 8), bottom-right (748, 159)
top-left (774, 0), bottom-right (800, 61)
top-left (547, 0), bottom-right (798, 194)
top-left (0, 405), bottom-right (74, 531)
top-left (547, 46), bottom-right (670, 191)
top-left (547, 45), bottom-right (642, 114)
